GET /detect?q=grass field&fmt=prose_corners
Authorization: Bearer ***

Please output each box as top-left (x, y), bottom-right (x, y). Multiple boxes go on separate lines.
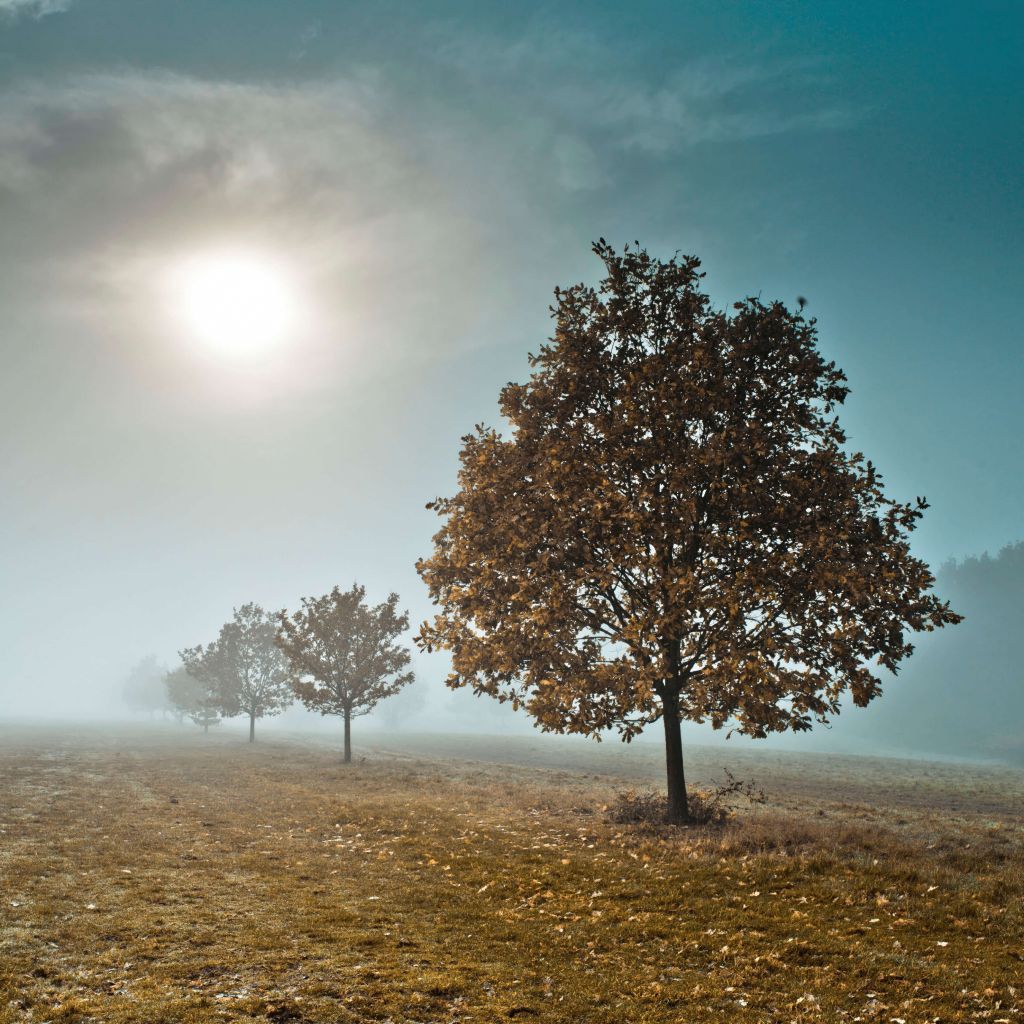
top-left (1, 724), bottom-right (1022, 1023)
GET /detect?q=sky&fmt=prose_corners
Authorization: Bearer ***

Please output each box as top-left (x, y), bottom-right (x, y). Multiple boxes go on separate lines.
top-left (1, 1), bottom-right (1021, 728)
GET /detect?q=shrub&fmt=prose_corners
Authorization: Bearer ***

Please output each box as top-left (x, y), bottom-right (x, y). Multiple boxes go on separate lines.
top-left (608, 770), bottom-right (765, 827)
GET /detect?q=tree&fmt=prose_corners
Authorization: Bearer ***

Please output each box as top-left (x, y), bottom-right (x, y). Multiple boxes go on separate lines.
top-left (180, 603), bottom-right (292, 742)
top-left (219, 603), bottom-right (294, 742)
top-left (121, 655), bottom-right (169, 717)
top-left (276, 584), bottom-right (415, 762)
top-left (164, 665), bottom-right (220, 732)
top-left (416, 241), bottom-right (961, 823)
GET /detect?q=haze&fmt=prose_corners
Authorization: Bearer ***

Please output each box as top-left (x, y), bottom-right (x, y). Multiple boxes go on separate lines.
top-left (1, 0), bottom-right (1021, 763)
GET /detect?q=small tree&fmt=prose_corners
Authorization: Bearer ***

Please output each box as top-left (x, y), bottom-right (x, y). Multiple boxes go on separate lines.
top-left (416, 241), bottom-right (961, 823)
top-left (164, 665), bottom-right (220, 732)
top-left (165, 665), bottom-right (199, 724)
top-left (190, 703), bottom-right (221, 733)
top-left (276, 584), bottom-right (415, 762)
top-left (220, 603), bottom-right (294, 742)
top-left (180, 603), bottom-right (292, 742)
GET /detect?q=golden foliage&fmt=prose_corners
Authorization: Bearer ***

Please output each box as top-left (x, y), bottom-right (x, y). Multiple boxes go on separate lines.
top-left (276, 583), bottom-right (414, 721)
top-left (417, 242), bottom-right (960, 754)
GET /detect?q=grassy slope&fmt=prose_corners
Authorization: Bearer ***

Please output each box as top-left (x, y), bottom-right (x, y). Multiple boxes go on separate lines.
top-left (0, 726), bottom-right (1021, 1023)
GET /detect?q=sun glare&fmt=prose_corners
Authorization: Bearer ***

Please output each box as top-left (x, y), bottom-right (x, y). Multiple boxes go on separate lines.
top-left (171, 250), bottom-right (299, 359)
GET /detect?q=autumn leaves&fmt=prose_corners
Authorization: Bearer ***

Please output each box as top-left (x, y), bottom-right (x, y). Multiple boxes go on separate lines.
top-left (415, 241), bottom-right (960, 822)
top-left (277, 585), bottom-right (414, 762)
top-left (168, 241), bottom-right (959, 817)
top-left (172, 586), bottom-right (414, 759)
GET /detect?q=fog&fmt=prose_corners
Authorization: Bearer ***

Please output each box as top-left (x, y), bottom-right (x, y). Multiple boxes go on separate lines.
top-left (1, 1), bottom-right (1021, 767)
top-left (6, 542), bottom-right (1021, 767)
top-left (822, 543), bottom-right (1024, 764)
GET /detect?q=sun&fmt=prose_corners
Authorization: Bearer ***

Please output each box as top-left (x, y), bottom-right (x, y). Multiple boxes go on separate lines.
top-left (171, 249), bottom-right (299, 359)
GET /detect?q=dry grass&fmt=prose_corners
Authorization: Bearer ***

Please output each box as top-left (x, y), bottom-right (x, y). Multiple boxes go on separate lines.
top-left (1, 725), bottom-right (1022, 1023)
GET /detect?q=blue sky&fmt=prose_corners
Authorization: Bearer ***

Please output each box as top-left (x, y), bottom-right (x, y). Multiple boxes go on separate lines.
top-left (0, 1), bottom-right (1020, 720)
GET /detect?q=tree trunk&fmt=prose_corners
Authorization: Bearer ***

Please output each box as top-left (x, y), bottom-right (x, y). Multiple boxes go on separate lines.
top-left (249, 711), bottom-right (256, 744)
top-left (203, 721), bottom-right (209, 734)
top-left (343, 709), bottom-right (352, 764)
top-left (662, 693), bottom-right (689, 823)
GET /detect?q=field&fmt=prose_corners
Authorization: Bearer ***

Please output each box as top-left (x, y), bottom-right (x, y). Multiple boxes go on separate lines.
top-left (1, 725), bottom-right (1022, 1023)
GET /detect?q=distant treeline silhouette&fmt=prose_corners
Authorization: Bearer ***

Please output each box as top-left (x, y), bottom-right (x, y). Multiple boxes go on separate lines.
top-left (866, 542), bottom-right (1023, 763)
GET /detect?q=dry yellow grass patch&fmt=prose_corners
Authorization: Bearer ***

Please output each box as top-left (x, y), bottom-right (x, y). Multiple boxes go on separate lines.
top-left (1, 726), bottom-right (1021, 1023)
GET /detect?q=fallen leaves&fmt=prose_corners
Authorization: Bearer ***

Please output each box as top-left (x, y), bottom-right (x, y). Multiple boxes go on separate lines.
top-left (1, 731), bottom-right (1022, 1024)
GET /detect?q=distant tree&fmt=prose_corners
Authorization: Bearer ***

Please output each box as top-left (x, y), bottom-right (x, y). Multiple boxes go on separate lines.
top-left (121, 655), bottom-right (169, 717)
top-left (176, 644), bottom-right (230, 733)
top-left (164, 665), bottom-right (221, 732)
top-left (276, 584), bottom-right (415, 762)
top-left (190, 701), bottom-right (221, 733)
top-left (165, 664), bottom-right (222, 732)
top-left (416, 241), bottom-right (961, 823)
top-left (180, 603), bottom-right (292, 742)
top-left (177, 650), bottom-right (223, 729)
top-left (219, 603), bottom-right (294, 741)
top-left (164, 666), bottom-right (198, 723)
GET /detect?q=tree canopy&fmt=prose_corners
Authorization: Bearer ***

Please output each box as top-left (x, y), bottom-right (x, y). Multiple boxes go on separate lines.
top-left (180, 603), bottom-right (292, 742)
top-left (164, 665), bottom-right (220, 732)
top-left (276, 584), bottom-right (415, 762)
top-left (416, 241), bottom-right (961, 822)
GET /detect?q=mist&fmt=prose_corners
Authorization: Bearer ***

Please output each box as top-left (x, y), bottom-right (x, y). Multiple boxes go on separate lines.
top-left (1, 2), bottom-right (1021, 759)
top-left (3, 7), bottom-right (1023, 1022)
top-left (8, 540), bottom-right (1022, 769)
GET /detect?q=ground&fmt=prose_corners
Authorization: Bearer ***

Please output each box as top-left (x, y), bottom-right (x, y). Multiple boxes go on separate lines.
top-left (1, 724), bottom-right (1021, 1023)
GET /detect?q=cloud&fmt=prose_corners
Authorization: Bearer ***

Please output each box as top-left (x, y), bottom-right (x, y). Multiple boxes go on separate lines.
top-left (0, 36), bottom-right (858, 212)
top-left (432, 22), bottom-right (860, 160)
top-left (0, 69), bottom-right (558, 395)
top-left (0, 44), bottom-right (860, 378)
top-left (0, 71), bottom-right (400, 208)
top-left (0, 0), bottom-right (72, 19)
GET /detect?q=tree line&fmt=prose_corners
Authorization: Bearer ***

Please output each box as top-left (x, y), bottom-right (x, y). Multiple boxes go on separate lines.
top-left (127, 241), bottom-right (962, 822)
top-left (167, 584), bottom-right (414, 762)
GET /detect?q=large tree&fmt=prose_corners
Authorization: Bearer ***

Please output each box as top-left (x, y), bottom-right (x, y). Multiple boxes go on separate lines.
top-left (416, 241), bottom-right (961, 823)
top-left (180, 603), bottom-right (292, 742)
top-left (276, 584), bottom-right (415, 762)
